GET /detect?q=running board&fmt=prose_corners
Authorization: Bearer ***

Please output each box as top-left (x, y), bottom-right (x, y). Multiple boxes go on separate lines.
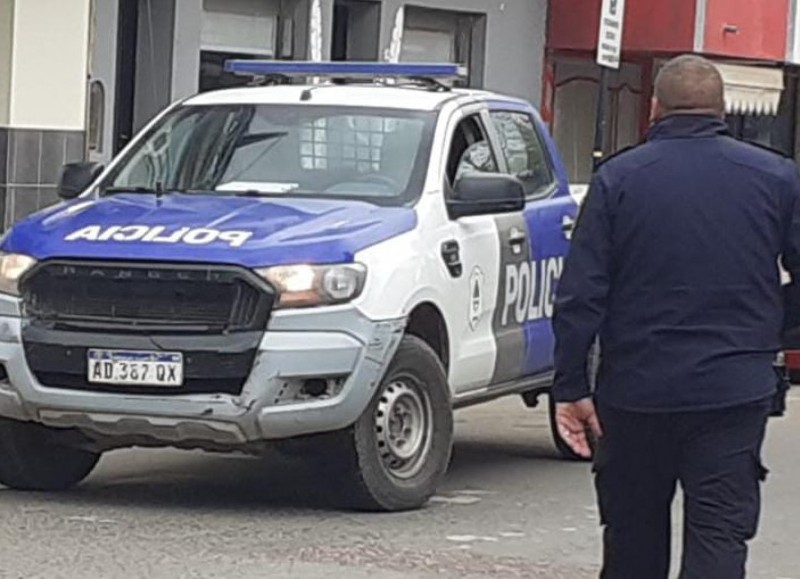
top-left (452, 372), bottom-right (554, 410)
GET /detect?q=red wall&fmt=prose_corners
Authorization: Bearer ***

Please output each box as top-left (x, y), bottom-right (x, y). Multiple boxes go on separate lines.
top-left (548, 0), bottom-right (789, 61)
top-left (548, 0), bottom-right (696, 54)
top-left (703, 0), bottom-right (789, 60)
top-left (547, 0), bottom-right (602, 52)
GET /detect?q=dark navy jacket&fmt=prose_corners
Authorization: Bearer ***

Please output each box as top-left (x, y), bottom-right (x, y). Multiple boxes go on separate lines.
top-left (553, 114), bottom-right (800, 412)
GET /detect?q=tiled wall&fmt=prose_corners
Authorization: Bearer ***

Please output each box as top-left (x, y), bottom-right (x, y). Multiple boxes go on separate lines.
top-left (0, 128), bottom-right (85, 229)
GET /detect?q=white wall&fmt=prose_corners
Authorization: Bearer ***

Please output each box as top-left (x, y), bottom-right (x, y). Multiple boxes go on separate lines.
top-left (380, 0), bottom-right (548, 102)
top-left (88, 0), bottom-right (119, 164)
top-left (8, 0), bottom-right (91, 130)
top-left (791, 0), bottom-right (800, 63)
top-left (0, 0), bottom-right (13, 126)
top-left (172, 0), bottom-right (203, 101)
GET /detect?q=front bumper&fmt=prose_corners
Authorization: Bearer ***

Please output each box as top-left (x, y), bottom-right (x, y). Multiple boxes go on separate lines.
top-left (0, 306), bottom-right (405, 451)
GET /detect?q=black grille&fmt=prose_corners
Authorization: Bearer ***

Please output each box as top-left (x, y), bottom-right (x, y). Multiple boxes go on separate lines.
top-left (22, 261), bottom-right (274, 333)
top-left (24, 341), bottom-right (255, 396)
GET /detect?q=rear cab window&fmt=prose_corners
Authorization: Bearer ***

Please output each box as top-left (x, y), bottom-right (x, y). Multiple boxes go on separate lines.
top-left (488, 110), bottom-right (556, 199)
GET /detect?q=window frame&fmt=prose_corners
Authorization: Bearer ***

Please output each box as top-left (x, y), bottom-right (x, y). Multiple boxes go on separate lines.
top-left (484, 108), bottom-right (558, 202)
top-left (442, 109), bottom-right (502, 198)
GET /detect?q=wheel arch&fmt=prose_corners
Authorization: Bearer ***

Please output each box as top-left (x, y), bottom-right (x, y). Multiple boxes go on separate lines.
top-left (404, 301), bottom-right (450, 371)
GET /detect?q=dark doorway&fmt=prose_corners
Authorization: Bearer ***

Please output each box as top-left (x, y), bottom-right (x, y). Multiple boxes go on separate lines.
top-left (331, 0), bottom-right (380, 61)
top-left (114, 0), bottom-right (139, 154)
top-left (332, 2), bottom-right (349, 61)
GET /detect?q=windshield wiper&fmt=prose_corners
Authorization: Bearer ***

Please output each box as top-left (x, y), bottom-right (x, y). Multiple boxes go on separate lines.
top-left (235, 190), bottom-right (290, 198)
top-left (238, 131), bottom-right (288, 146)
top-left (102, 184), bottom-right (215, 196)
top-left (104, 186), bottom-right (163, 195)
top-left (233, 189), bottom-right (305, 198)
top-left (103, 180), bottom-right (174, 196)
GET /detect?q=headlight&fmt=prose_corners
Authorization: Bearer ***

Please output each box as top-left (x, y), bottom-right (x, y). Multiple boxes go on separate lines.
top-left (0, 253), bottom-right (37, 296)
top-left (256, 263), bottom-right (367, 308)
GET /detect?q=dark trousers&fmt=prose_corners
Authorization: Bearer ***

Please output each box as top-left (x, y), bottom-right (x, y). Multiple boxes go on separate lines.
top-left (593, 398), bottom-right (772, 579)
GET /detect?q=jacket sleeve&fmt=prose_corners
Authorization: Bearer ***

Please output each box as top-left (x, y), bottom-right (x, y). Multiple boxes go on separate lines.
top-left (781, 162), bottom-right (800, 282)
top-left (552, 172), bottom-right (613, 403)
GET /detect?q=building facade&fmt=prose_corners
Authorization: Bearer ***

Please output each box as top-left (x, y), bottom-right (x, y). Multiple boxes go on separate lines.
top-left (0, 0), bottom-right (549, 228)
top-left (546, 0), bottom-right (798, 184)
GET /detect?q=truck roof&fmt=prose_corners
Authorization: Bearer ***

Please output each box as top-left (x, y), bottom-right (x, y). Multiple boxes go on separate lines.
top-left (183, 84), bottom-right (528, 112)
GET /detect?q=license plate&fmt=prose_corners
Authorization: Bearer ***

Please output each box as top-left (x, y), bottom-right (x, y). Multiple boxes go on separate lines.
top-left (87, 350), bottom-right (184, 387)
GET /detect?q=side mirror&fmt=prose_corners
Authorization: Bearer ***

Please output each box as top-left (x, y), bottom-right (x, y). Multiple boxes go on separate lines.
top-left (58, 162), bottom-right (104, 200)
top-left (447, 173), bottom-right (525, 219)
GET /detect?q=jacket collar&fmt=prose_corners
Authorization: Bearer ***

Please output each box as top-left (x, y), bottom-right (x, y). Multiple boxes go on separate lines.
top-left (646, 114), bottom-right (730, 141)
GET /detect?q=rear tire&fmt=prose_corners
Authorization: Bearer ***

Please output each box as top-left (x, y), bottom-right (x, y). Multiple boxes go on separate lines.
top-left (334, 335), bottom-right (453, 512)
top-left (0, 418), bottom-right (100, 491)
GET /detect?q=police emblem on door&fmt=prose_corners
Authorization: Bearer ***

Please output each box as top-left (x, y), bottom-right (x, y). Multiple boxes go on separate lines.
top-left (469, 266), bottom-right (484, 331)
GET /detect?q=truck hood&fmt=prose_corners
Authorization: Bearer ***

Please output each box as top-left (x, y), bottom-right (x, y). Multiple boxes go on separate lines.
top-left (1, 193), bottom-right (417, 267)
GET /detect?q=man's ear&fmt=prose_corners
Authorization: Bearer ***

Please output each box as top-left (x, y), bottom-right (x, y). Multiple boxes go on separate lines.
top-left (649, 96), bottom-right (661, 124)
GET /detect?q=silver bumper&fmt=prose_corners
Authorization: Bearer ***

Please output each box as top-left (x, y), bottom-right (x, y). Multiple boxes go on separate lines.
top-left (0, 307), bottom-right (405, 450)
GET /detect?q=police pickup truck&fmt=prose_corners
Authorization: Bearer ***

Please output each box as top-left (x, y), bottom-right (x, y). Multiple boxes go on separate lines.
top-left (0, 62), bottom-right (579, 511)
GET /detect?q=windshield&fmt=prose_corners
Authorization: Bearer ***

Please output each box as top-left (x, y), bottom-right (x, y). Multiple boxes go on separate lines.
top-left (99, 104), bottom-right (436, 205)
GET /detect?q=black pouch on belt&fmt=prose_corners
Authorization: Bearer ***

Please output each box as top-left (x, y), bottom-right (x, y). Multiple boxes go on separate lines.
top-left (770, 362), bottom-right (790, 418)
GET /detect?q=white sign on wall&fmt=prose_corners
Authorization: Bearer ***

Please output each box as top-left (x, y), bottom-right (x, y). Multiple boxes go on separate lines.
top-left (596, 0), bottom-right (626, 69)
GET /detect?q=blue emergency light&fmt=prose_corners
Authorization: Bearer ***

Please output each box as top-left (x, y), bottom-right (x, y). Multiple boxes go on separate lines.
top-left (223, 60), bottom-right (468, 82)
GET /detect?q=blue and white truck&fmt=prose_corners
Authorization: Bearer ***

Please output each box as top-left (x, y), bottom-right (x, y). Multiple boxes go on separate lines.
top-left (0, 62), bottom-right (579, 511)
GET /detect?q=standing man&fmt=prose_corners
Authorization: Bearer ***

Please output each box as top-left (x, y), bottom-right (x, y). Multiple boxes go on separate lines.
top-left (552, 54), bottom-right (800, 579)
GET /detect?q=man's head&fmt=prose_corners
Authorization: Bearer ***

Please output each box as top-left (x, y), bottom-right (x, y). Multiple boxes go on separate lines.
top-left (651, 54), bottom-right (726, 122)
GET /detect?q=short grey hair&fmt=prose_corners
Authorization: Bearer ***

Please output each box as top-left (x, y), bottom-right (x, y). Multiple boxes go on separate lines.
top-left (654, 54), bottom-right (725, 115)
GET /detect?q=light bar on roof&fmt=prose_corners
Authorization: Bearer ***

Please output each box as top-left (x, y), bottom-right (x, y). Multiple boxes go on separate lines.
top-left (224, 60), bottom-right (467, 81)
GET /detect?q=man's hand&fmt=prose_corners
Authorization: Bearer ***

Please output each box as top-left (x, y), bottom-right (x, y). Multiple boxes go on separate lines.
top-left (555, 398), bottom-right (604, 459)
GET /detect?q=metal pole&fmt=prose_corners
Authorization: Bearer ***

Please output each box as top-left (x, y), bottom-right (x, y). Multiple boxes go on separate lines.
top-left (592, 66), bottom-right (611, 171)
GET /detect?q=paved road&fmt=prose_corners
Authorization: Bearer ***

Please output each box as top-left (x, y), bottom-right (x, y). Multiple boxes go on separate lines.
top-left (1, 390), bottom-right (798, 579)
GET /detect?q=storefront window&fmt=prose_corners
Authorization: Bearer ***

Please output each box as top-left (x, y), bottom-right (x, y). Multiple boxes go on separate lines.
top-left (726, 115), bottom-right (776, 149)
top-left (724, 72), bottom-right (797, 157)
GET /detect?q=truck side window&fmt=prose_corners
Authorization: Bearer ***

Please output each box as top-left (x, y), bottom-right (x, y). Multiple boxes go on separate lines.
top-left (445, 114), bottom-right (498, 188)
top-left (489, 111), bottom-right (555, 198)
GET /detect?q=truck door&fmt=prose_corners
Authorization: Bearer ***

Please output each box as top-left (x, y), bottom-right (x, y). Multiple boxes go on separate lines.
top-left (441, 109), bottom-right (503, 394)
top-left (484, 104), bottom-right (577, 378)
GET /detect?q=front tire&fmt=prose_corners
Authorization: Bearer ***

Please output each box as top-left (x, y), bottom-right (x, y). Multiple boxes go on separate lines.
top-left (0, 418), bottom-right (100, 491)
top-left (335, 335), bottom-right (453, 512)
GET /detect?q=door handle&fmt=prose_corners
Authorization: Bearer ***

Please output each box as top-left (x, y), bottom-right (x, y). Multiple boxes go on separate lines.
top-left (441, 240), bottom-right (462, 278)
top-left (562, 216), bottom-right (575, 239)
top-left (508, 228), bottom-right (526, 255)
top-left (508, 228), bottom-right (527, 246)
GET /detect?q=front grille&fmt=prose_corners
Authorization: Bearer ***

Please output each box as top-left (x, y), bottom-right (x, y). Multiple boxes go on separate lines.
top-left (20, 262), bottom-right (272, 396)
top-left (22, 261), bottom-right (274, 333)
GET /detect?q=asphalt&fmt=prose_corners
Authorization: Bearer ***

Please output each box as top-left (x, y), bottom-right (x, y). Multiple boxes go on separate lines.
top-left (0, 390), bottom-right (798, 579)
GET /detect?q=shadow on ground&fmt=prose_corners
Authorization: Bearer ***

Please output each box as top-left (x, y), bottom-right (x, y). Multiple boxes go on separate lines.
top-left (0, 430), bottom-right (570, 514)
